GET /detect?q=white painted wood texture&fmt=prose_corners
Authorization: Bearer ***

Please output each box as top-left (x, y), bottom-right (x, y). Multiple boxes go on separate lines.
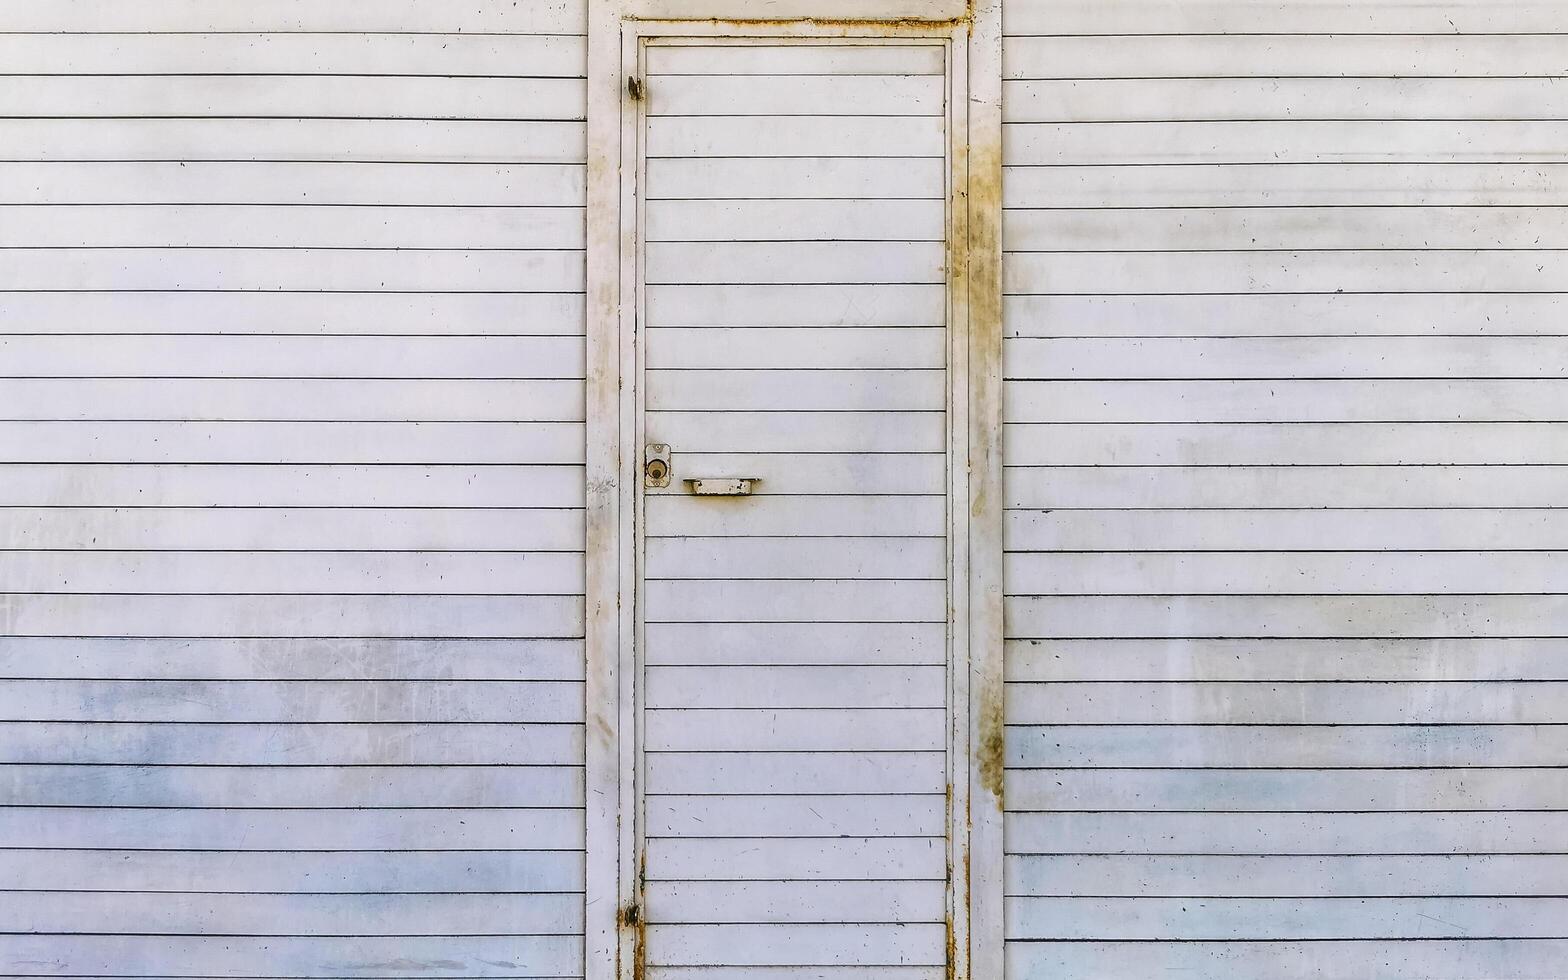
top-left (0, 4), bottom-right (590, 978)
top-left (1001, 1), bottom-right (1568, 977)
top-left (637, 41), bottom-right (952, 977)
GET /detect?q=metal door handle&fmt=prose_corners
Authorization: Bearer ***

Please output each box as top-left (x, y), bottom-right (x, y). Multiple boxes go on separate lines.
top-left (684, 478), bottom-right (757, 496)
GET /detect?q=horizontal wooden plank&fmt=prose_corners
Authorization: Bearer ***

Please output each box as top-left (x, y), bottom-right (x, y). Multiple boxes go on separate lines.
top-left (1008, 896), bottom-right (1568, 941)
top-left (0, 721), bottom-right (584, 766)
top-left (0, 465), bottom-right (582, 510)
top-left (0, 804), bottom-right (584, 850)
top-left (0, 76), bottom-right (585, 120)
top-left (1005, 206), bottom-right (1568, 252)
top-left (1006, 940), bottom-right (1568, 980)
top-left (1008, 724), bottom-right (1568, 768)
top-left (0, 594), bottom-right (584, 638)
top-left (0, 764), bottom-right (584, 807)
top-left (0, 290), bottom-right (586, 335)
top-left (1005, 638), bottom-right (1568, 683)
top-left (1004, 34), bottom-right (1568, 79)
top-left (1006, 682), bottom-right (1568, 725)
top-left (0, 247), bottom-right (583, 293)
top-left (645, 623), bottom-right (945, 667)
top-left (1007, 505), bottom-right (1568, 553)
top-left (645, 838), bottom-right (946, 882)
top-left (1, 721), bottom-right (580, 768)
top-left (646, 793), bottom-right (945, 838)
top-left (646, 880), bottom-right (945, 924)
top-left (646, 536), bottom-right (944, 578)
top-left (1006, 464), bottom-right (1568, 509)
top-left (3, 890), bottom-right (581, 936)
top-left (0, 204), bottom-right (585, 249)
top-left (1003, 250), bottom-right (1568, 295)
top-left (0, 161), bottom-right (584, 207)
top-left (0, 32), bottom-right (587, 76)
top-left (647, 411), bottom-right (944, 453)
top-left (645, 580), bottom-right (946, 623)
top-left (647, 241), bottom-right (944, 286)
top-left (646, 708), bottom-right (946, 752)
top-left (0, 551), bottom-right (584, 595)
top-left (0, 935), bottom-right (581, 978)
top-left (648, 370), bottom-right (944, 413)
top-left (1007, 552), bottom-right (1568, 595)
top-left (643, 453), bottom-right (942, 496)
top-left (1003, 1), bottom-right (1568, 35)
top-left (0, 421), bottom-right (584, 464)
top-left (0, 637), bottom-right (584, 681)
top-left (647, 199), bottom-right (944, 242)
top-left (647, 156), bottom-right (944, 201)
top-left (0, 505), bottom-right (584, 548)
top-left (0, 336), bottom-right (584, 379)
top-left (1003, 293), bottom-right (1568, 338)
top-left (1005, 78), bottom-right (1568, 123)
top-left (651, 74), bottom-right (944, 117)
top-left (1005, 163), bottom-right (1568, 209)
top-left (0, 846), bottom-right (583, 891)
top-left (646, 327), bottom-right (946, 369)
top-left (1005, 854), bottom-right (1568, 898)
top-left (648, 751), bottom-right (944, 797)
top-left (647, 116), bottom-right (944, 158)
top-left (0, 0), bottom-right (586, 32)
top-left (1007, 337), bottom-right (1568, 379)
top-left (649, 43), bottom-right (942, 77)
top-left (646, 666), bottom-right (946, 708)
top-left (1006, 121), bottom-right (1568, 166)
top-left (0, 679), bottom-right (582, 723)
top-left (1005, 380), bottom-right (1568, 423)
top-left (1006, 810), bottom-right (1568, 855)
top-left (647, 923), bottom-right (946, 967)
top-left (1003, 422), bottom-right (1568, 465)
top-left (0, 378), bottom-right (584, 422)
top-left (0, 118), bottom-right (586, 164)
top-left (1008, 768), bottom-right (1568, 812)
top-left (1005, 595), bottom-right (1568, 639)
top-left (648, 495), bottom-right (944, 537)
top-left (646, 284), bottom-right (946, 327)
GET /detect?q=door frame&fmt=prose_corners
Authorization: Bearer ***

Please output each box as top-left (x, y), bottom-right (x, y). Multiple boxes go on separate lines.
top-left (584, 4), bottom-right (1003, 978)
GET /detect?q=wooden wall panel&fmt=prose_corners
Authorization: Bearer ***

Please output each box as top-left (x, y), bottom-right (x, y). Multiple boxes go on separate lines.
top-left (0, 4), bottom-right (590, 977)
top-left (1000, 1), bottom-right (1568, 977)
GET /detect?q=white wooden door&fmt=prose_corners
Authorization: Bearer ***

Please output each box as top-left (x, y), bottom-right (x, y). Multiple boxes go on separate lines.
top-left (635, 38), bottom-right (954, 976)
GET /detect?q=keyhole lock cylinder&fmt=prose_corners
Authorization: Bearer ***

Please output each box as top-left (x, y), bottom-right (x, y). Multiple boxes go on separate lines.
top-left (644, 444), bottom-right (671, 488)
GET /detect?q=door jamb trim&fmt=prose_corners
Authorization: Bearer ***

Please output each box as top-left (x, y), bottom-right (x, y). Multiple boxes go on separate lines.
top-left (585, 7), bottom-right (1004, 978)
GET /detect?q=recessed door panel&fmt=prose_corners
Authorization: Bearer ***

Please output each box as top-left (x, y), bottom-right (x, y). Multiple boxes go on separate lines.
top-left (637, 38), bottom-right (953, 975)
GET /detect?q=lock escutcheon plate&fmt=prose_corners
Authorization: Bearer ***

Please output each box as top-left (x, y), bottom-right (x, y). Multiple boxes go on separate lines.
top-left (644, 444), bottom-right (671, 488)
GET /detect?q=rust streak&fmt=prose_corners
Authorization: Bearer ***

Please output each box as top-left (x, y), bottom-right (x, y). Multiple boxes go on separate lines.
top-left (637, 6), bottom-right (977, 31)
top-left (618, 847), bottom-right (647, 980)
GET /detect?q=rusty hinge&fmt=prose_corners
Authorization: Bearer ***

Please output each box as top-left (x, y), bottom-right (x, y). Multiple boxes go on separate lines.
top-left (627, 75), bottom-right (645, 101)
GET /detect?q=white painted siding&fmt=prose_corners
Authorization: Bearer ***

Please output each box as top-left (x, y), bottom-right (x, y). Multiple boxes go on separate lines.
top-left (1001, 1), bottom-right (1568, 977)
top-left (0, 3), bottom-right (589, 977)
top-left (638, 41), bottom-right (952, 977)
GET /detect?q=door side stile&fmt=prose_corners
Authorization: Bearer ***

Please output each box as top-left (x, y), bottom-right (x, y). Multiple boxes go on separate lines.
top-left (627, 29), bottom-right (651, 975)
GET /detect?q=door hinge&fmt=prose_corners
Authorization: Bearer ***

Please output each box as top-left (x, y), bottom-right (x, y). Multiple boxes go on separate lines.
top-left (627, 75), bottom-right (645, 101)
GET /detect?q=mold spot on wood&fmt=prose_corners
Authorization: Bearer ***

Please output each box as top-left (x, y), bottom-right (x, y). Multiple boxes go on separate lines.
top-left (977, 668), bottom-right (1005, 804)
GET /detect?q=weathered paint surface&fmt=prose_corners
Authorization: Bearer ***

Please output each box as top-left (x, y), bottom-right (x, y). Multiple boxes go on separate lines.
top-left (0, 1), bottom-right (593, 976)
top-left (4, 0), bottom-right (1563, 978)
top-left (999, 0), bottom-right (1568, 977)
